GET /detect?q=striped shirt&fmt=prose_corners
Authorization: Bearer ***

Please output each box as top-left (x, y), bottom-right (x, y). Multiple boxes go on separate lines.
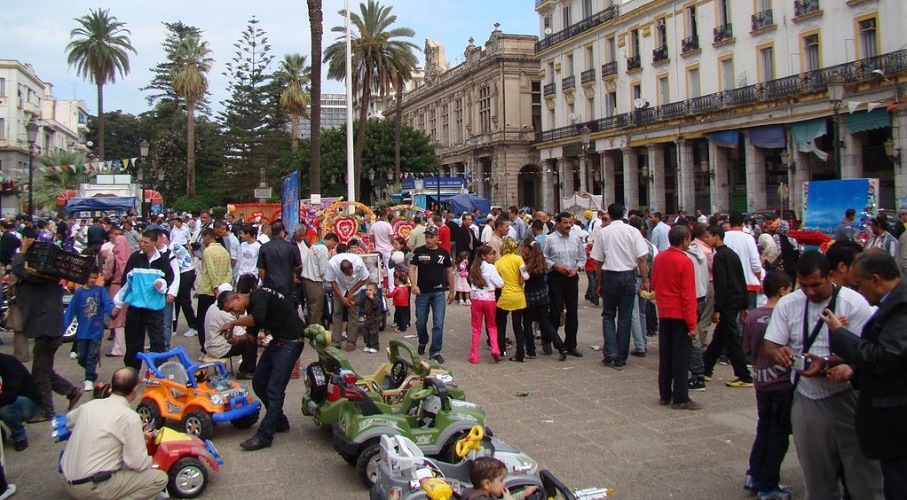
top-left (543, 230), bottom-right (585, 271)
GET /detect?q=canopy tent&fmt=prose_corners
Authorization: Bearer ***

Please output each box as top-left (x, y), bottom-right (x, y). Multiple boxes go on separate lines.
top-left (445, 194), bottom-right (492, 216)
top-left (561, 191), bottom-right (603, 213)
top-left (63, 196), bottom-right (137, 215)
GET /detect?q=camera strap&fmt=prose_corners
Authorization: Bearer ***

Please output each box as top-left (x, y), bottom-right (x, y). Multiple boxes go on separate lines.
top-left (794, 284), bottom-right (840, 388)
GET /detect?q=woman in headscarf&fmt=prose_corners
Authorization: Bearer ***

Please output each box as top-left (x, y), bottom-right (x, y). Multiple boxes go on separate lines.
top-left (772, 219), bottom-right (800, 282)
top-left (102, 230), bottom-right (131, 356)
top-left (494, 237), bottom-right (531, 362)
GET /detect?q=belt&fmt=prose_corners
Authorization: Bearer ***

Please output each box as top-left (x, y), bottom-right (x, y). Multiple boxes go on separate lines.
top-left (68, 471), bottom-right (114, 485)
top-left (272, 337), bottom-right (302, 344)
top-left (697, 296), bottom-right (706, 303)
top-left (603, 269), bottom-right (636, 274)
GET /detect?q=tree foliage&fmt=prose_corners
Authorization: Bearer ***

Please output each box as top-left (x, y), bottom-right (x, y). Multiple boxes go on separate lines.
top-left (141, 22), bottom-right (210, 113)
top-left (171, 34), bottom-right (214, 197)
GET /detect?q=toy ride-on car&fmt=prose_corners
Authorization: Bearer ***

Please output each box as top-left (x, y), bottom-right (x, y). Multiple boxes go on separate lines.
top-left (52, 415), bottom-right (223, 499)
top-left (136, 346), bottom-right (262, 441)
top-left (333, 374), bottom-right (486, 487)
top-left (302, 325), bottom-right (462, 428)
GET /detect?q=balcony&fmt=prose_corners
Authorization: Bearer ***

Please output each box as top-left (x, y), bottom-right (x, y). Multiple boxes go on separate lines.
top-left (543, 82), bottom-right (556, 97)
top-left (653, 45), bottom-right (669, 63)
top-left (713, 23), bottom-right (733, 44)
top-left (627, 55), bottom-right (641, 71)
top-left (681, 35), bottom-right (699, 54)
top-left (535, 4), bottom-right (620, 53)
top-left (562, 75), bottom-right (576, 91)
top-left (601, 61), bottom-right (618, 79)
top-left (751, 10), bottom-right (774, 32)
top-left (760, 75), bottom-right (801, 100)
top-left (794, 0), bottom-right (820, 18)
top-left (580, 68), bottom-right (596, 85)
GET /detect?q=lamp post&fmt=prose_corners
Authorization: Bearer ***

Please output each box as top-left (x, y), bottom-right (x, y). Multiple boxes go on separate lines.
top-left (580, 125), bottom-right (591, 194)
top-left (827, 75), bottom-right (845, 176)
top-left (25, 120), bottom-right (39, 217)
top-left (139, 139), bottom-right (149, 219)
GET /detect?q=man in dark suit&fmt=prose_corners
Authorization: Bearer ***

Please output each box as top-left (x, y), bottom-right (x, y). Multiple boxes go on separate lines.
top-left (819, 248), bottom-right (907, 499)
top-left (453, 214), bottom-right (479, 262)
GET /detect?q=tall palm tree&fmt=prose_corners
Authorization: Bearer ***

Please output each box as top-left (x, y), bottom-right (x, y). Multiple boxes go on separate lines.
top-left (307, 0), bottom-right (324, 196)
top-left (276, 53), bottom-right (311, 152)
top-left (66, 8), bottom-right (136, 162)
top-left (324, 0), bottom-right (419, 201)
top-left (170, 35), bottom-right (213, 198)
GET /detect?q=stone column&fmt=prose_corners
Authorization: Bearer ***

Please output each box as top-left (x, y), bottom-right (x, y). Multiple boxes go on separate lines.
top-left (791, 150), bottom-right (809, 217)
top-left (562, 157), bottom-right (575, 195)
top-left (743, 132), bottom-right (766, 213)
top-left (678, 139), bottom-right (696, 213)
top-left (578, 155), bottom-right (588, 193)
top-left (840, 120), bottom-right (863, 179)
top-left (622, 147), bottom-right (639, 209)
top-left (602, 151), bottom-right (616, 204)
top-left (708, 139), bottom-right (730, 214)
top-left (647, 144), bottom-right (665, 212)
top-left (894, 107), bottom-right (907, 209)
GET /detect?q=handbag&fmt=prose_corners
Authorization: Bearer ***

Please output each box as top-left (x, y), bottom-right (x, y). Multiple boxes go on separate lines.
top-left (525, 285), bottom-right (550, 307)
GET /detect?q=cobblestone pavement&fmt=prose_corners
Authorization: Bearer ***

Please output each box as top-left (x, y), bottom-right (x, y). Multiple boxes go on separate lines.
top-left (0, 296), bottom-right (805, 499)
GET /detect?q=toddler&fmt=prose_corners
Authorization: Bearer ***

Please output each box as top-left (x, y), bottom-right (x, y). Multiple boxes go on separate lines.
top-left (359, 283), bottom-right (382, 353)
top-left (460, 456), bottom-right (538, 500)
top-left (386, 275), bottom-right (411, 332)
top-left (456, 251), bottom-right (472, 304)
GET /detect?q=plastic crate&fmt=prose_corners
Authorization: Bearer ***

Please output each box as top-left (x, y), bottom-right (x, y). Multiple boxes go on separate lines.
top-left (25, 242), bottom-right (93, 284)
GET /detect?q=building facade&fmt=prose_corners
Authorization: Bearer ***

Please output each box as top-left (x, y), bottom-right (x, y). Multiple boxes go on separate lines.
top-left (388, 26), bottom-right (545, 210)
top-left (535, 0), bottom-right (906, 216)
top-left (298, 93), bottom-right (349, 139)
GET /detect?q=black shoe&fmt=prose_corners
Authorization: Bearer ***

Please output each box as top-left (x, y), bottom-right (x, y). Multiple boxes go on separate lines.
top-left (630, 350), bottom-right (646, 357)
top-left (525, 354), bottom-right (536, 360)
top-left (646, 331), bottom-right (657, 337)
top-left (418, 344), bottom-right (426, 355)
top-left (601, 355), bottom-right (615, 365)
top-left (558, 351), bottom-right (568, 361)
top-left (240, 435), bottom-right (272, 451)
top-left (611, 362), bottom-right (626, 370)
top-left (591, 297), bottom-right (599, 306)
top-left (541, 343), bottom-right (552, 355)
top-left (276, 418), bottom-right (290, 433)
top-left (430, 354), bottom-right (445, 364)
top-left (689, 377), bottom-right (706, 392)
top-left (14, 438), bottom-right (28, 452)
top-left (508, 357), bottom-right (524, 363)
top-left (566, 349), bottom-right (583, 358)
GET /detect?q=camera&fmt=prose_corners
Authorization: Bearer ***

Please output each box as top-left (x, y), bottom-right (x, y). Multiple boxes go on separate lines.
top-left (190, 242), bottom-right (202, 251)
top-left (792, 354), bottom-right (812, 371)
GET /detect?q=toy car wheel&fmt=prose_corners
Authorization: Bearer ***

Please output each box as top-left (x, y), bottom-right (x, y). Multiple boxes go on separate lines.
top-left (136, 401), bottom-right (163, 430)
top-left (338, 450), bottom-right (358, 465)
top-left (231, 411), bottom-right (259, 429)
top-left (183, 410), bottom-right (214, 441)
top-left (168, 457), bottom-right (208, 498)
top-left (356, 442), bottom-right (383, 487)
top-left (389, 360), bottom-right (409, 387)
top-left (304, 363), bottom-right (328, 405)
top-left (440, 429), bottom-right (471, 463)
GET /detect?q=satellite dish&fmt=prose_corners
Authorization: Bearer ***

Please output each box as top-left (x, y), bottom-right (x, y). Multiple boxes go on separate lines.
top-left (569, 113), bottom-right (579, 123)
top-left (544, 27), bottom-right (552, 36)
top-left (634, 98), bottom-right (649, 109)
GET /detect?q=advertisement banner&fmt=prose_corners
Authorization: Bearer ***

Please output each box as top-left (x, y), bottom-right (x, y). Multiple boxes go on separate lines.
top-left (281, 171), bottom-right (299, 227)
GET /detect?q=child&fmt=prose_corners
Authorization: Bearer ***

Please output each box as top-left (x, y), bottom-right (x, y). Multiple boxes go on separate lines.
top-left (63, 267), bottom-right (117, 392)
top-left (456, 251), bottom-right (472, 305)
top-left (460, 456), bottom-right (538, 500)
top-left (386, 275), bottom-right (411, 333)
top-left (742, 271), bottom-right (794, 500)
top-left (359, 283), bottom-right (382, 353)
top-left (468, 245), bottom-right (503, 364)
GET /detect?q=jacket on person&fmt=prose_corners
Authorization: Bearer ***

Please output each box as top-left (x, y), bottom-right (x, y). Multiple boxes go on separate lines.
top-left (117, 249), bottom-right (174, 311)
top-left (829, 281), bottom-right (907, 460)
top-left (10, 253), bottom-right (64, 339)
top-left (712, 245), bottom-right (746, 312)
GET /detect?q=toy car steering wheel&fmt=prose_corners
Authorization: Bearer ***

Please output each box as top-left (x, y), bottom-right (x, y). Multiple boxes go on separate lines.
top-left (455, 426), bottom-right (485, 458)
top-left (390, 360), bottom-right (409, 387)
top-left (194, 367), bottom-right (210, 383)
top-left (410, 387), bottom-right (434, 401)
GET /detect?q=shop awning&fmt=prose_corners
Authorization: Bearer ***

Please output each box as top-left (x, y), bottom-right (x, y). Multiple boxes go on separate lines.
top-left (748, 125), bottom-right (786, 149)
top-left (790, 118), bottom-right (828, 161)
top-left (710, 130), bottom-right (739, 148)
top-left (846, 108), bottom-right (891, 134)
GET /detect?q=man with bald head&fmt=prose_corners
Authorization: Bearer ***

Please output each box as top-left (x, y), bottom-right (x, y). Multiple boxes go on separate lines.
top-left (324, 245), bottom-right (370, 352)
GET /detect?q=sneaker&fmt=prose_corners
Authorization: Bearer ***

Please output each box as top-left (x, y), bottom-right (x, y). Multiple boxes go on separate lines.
top-left (418, 344), bottom-right (426, 355)
top-left (368, 347), bottom-right (379, 353)
top-left (718, 355), bottom-right (730, 365)
top-left (0, 484), bottom-right (17, 500)
top-left (465, 299), bottom-right (471, 305)
top-left (341, 331), bottom-right (348, 341)
top-left (726, 378), bottom-right (755, 388)
top-left (743, 474), bottom-right (758, 493)
top-left (69, 352), bottom-right (77, 360)
top-left (13, 438), bottom-right (28, 452)
top-left (703, 374), bottom-right (713, 382)
top-left (671, 399), bottom-right (703, 410)
top-left (430, 354), bottom-right (445, 363)
top-left (83, 380), bottom-right (94, 392)
top-left (363, 346), bottom-right (372, 353)
top-left (757, 487), bottom-right (792, 500)
top-left (688, 377), bottom-right (706, 391)
top-left (183, 328), bottom-right (198, 337)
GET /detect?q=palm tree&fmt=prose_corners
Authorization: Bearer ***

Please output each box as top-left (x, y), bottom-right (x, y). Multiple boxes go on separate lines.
top-left (324, 0), bottom-right (419, 201)
top-left (66, 8), bottom-right (136, 162)
top-left (276, 54), bottom-right (311, 152)
top-left (170, 35), bottom-right (213, 198)
top-left (36, 152), bottom-right (87, 213)
top-left (307, 0), bottom-right (324, 195)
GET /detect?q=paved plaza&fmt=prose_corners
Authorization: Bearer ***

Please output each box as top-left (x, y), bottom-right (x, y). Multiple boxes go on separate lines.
top-left (1, 297), bottom-right (806, 499)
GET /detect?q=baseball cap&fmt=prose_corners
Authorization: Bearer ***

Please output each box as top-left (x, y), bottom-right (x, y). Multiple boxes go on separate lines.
top-left (425, 225), bottom-right (439, 235)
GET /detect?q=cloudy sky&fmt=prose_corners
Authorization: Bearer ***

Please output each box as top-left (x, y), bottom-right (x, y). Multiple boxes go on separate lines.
top-left (2, 1), bottom-right (539, 116)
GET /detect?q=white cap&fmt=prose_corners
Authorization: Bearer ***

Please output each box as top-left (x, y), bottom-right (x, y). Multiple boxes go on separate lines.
top-left (217, 283), bottom-right (233, 294)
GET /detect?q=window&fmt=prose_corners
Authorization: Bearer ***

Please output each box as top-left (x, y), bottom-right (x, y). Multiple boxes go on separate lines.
top-left (78, 110), bottom-right (87, 125)
top-left (859, 18), bottom-right (878, 58)
top-left (632, 83), bottom-right (642, 102)
top-left (605, 92), bottom-right (617, 117)
top-left (455, 98), bottom-right (463, 143)
top-left (720, 57), bottom-right (734, 90)
top-left (586, 96), bottom-right (595, 121)
top-left (0, 78), bottom-right (5, 96)
top-left (429, 108), bottom-right (437, 141)
top-left (440, 102), bottom-right (449, 146)
top-left (543, 16), bottom-right (551, 34)
top-left (718, 0), bottom-right (730, 25)
top-left (585, 46), bottom-right (594, 69)
top-left (531, 81), bottom-right (542, 133)
top-left (0, 118), bottom-right (5, 140)
top-left (548, 61), bottom-right (555, 82)
top-left (605, 37), bottom-right (616, 62)
top-left (759, 46), bottom-right (775, 81)
top-left (686, 6), bottom-right (698, 37)
top-left (658, 76), bottom-right (669, 104)
top-left (757, 0), bottom-right (771, 12)
top-left (562, 6), bottom-right (572, 28)
top-left (803, 34), bottom-right (820, 71)
top-left (688, 68), bottom-right (701, 98)
top-left (566, 54), bottom-right (574, 75)
top-left (479, 85), bottom-right (492, 134)
top-left (656, 18), bottom-right (667, 49)
top-left (630, 29), bottom-right (640, 57)
top-left (583, 0), bottom-right (593, 18)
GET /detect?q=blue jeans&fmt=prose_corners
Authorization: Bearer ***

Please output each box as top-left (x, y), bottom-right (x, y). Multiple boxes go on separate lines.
top-left (162, 302), bottom-right (173, 351)
top-left (416, 291), bottom-right (446, 357)
top-left (630, 277), bottom-right (647, 352)
top-left (748, 389), bottom-right (794, 492)
top-left (76, 338), bottom-right (101, 382)
top-left (601, 270), bottom-right (638, 363)
top-left (252, 339), bottom-right (304, 442)
top-left (0, 396), bottom-right (39, 442)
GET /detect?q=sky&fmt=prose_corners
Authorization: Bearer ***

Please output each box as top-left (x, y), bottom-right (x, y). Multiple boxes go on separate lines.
top-left (2, 1), bottom-right (539, 116)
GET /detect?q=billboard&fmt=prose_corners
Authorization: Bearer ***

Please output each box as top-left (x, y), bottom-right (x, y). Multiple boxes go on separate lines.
top-left (281, 171), bottom-right (299, 228)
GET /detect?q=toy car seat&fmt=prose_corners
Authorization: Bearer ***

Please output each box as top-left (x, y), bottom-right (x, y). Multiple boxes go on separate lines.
top-left (158, 361), bottom-right (189, 386)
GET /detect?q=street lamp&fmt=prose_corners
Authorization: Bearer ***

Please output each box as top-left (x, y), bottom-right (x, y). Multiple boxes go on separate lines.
top-left (827, 75), bottom-right (845, 175)
top-left (25, 120), bottom-right (39, 217)
top-left (139, 139), bottom-right (149, 219)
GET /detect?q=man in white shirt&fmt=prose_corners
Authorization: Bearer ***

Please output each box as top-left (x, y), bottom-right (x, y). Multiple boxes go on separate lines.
top-left (649, 212), bottom-right (670, 252)
top-left (724, 211), bottom-right (764, 310)
top-left (61, 367), bottom-right (168, 500)
top-left (370, 212), bottom-right (395, 260)
top-left (301, 232), bottom-right (339, 327)
top-left (169, 217), bottom-right (191, 246)
top-left (324, 245), bottom-right (370, 352)
top-left (763, 251), bottom-right (882, 499)
top-left (292, 224), bottom-right (312, 313)
top-left (215, 221), bottom-right (240, 268)
top-left (235, 225), bottom-right (262, 284)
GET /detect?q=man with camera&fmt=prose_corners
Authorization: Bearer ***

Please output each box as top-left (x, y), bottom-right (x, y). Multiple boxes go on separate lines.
top-left (763, 251), bottom-right (882, 499)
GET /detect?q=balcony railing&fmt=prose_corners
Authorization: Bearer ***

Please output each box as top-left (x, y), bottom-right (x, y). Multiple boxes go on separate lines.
top-left (562, 75), bottom-right (576, 91)
top-left (681, 35), bottom-right (699, 53)
top-left (713, 23), bottom-right (733, 43)
top-left (535, 4), bottom-right (620, 52)
top-left (627, 55), bottom-right (641, 71)
top-left (751, 10), bottom-right (774, 31)
top-left (543, 82), bottom-right (556, 97)
top-left (581, 68), bottom-right (596, 85)
top-left (601, 61), bottom-right (618, 78)
top-left (653, 45), bottom-right (669, 63)
top-left (533, 48), bottom-right (907, 144)
top-left (794, 0), bottom-right (820, 17)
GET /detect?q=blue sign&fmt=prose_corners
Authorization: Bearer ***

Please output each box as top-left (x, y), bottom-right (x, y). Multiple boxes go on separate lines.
top-left (400, 176), bottom-right (466, 191)
top-left (281, 172), bottom-right (300, 224)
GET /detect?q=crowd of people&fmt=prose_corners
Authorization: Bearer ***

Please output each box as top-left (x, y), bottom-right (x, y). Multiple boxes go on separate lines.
top-left (0, 203), bottom-right (904, 499)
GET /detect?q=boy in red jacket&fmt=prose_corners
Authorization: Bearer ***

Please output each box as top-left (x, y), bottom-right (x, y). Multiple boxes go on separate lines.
top-left (651, 225), bottom-right (701, 410)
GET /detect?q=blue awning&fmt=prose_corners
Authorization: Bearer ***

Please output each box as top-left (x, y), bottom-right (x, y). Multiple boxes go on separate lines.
top-left (710, 130), bottom-right (739, 148)
top-left (846, 109), bottom-right (891, 134)
top-left (748, 125), bottom-right (786, 149)
top-left (790, 118), bottom-right (828, 161)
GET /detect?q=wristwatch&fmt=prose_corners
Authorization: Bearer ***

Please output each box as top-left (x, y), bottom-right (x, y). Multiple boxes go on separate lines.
top-left (820, 356), bottom-right (830, 376)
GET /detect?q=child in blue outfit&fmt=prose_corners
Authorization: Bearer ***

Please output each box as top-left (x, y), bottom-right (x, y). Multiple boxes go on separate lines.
top-left (63, 268), bottom-right (117, 391)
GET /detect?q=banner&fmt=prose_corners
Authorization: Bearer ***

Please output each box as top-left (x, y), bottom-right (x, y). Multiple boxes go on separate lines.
top-left (281, 171), bottom-right (299, 226)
